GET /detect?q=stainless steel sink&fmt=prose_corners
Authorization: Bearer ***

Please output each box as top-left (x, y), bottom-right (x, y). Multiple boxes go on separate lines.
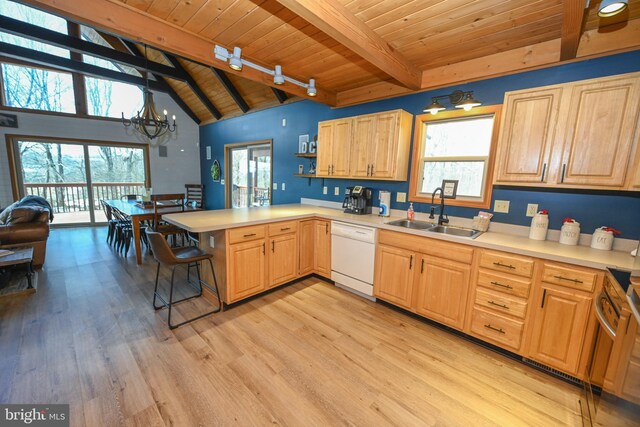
top-left (386, 219), bottom-right (434, 230)
top-left (426, 225), bottom-right (483, 239)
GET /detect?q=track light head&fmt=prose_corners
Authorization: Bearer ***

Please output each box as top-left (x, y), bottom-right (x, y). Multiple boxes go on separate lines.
top-left (455, 92), bottom-right (482, 111)
top-left (274, 65), bottom-right (284, 85)
top-left (307, 79), bottom-right (317, 97)
top-left (229, 47), bottom-right (243, 71)
top-left (598, 0), bottom-right (628, 17)
top-left (423, 99), bottom-right (446, 115)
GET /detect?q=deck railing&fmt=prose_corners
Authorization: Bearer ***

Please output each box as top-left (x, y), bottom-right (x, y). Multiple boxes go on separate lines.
top-left (232, 185), bottom-right (270, 208)
top-left (24, 182), bottom-right (146, 213)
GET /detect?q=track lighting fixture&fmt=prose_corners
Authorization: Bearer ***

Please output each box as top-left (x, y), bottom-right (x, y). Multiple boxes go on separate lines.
top-left (214, 45), bottom-right (318, 97)
top-left (598, 0), bottom-right (628, 17)
top-left (422, 90), bottom-right (482, 115)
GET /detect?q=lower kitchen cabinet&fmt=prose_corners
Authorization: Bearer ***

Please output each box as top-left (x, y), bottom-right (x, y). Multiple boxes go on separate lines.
top-left (373, 244), bottom-right (415, 309)
top-left (268, 232), bottom-right (298, 288)
top-left (298, 220), bottom-right (315, 276)
top-left (527, 283), bottom-right (593, 376)
top-left (227, 239), bottom-right (267, 303)
top-left (414, 256), bottom-right (470, 330)
top-left (314, 220), bottom-right (331, 278)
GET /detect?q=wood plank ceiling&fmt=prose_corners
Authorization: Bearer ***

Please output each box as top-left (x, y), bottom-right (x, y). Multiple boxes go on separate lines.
top-left (19, 0), bottom-right (640, 124)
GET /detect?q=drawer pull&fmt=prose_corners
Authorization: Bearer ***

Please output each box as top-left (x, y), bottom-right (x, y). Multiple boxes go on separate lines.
top-left (553, 275), bottom-right (583, 284)
top-left (243, 233), bottom-right (257, 238)
top-left (488, 300), bottom-right (509, 310)
top-left (280, 227), bottom-right (291, 231)
top-left (493, 262), bottom-right (515, 269)
top-left (490, 281), bottom-right (513, 290)
top-left (484, 324), bottom-right (505, 334)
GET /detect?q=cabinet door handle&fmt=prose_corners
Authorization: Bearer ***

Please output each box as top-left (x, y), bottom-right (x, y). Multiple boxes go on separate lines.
top-left (243, 233), bottom-right (256, 238)
top-left (370, 164), bottom-right (374, 175)
top-left (488, 300), bottom-right (509, 310)
top-left (262, 242), bottom-right (265, 255)
top-left (541, 163), bottom-right (547, 182)
top-left (421, 259), bottom-right (425, 274)
top-left (409, 255), bottom-right (413, 270)
top-left (484, 324), bottom-right (505, 334)
top-left (490, 281), bottom-right (513, 290)
top-left (280, 227), bottom-right (290, 231)
top-left (325, 223), bottom-right (329, 234)
top-left (331, 164), bottom-right (334, 175)
top-left (367, 164), bottom-right (371, 176)
top-left (553, 275), bottom-right (583, 284)
top-left (541, 289), bottom-right (547, 308)
top-left (493, 261), bottom-right (515, 270)
top-left (271, 240), bottom-right (275, 252)
top-left (561, 163), bottom-right (566, 183)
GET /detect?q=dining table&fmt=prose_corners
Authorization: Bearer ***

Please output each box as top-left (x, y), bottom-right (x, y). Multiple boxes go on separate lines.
top-left (104, 199), bottom-right (200, 265)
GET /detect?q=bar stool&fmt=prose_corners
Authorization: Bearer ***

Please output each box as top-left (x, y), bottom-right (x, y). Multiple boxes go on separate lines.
top-left (146, 230), bottom-right (222, 329)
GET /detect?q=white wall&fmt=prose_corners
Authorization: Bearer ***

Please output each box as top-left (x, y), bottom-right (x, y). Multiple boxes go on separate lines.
top-left (0, 91), bottom-right (200, 207)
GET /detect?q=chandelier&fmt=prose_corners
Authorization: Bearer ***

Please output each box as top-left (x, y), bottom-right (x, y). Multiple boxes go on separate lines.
top-left (122, 45), bottom-right (176, 141)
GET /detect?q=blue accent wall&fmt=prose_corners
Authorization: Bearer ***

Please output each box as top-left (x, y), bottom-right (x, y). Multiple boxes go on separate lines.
top-left (200, 51), bottom-right (640, 240)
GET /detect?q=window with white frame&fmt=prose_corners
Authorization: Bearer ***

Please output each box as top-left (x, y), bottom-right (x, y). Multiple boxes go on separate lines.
top-left (409, 106), bottom-right (501, 208)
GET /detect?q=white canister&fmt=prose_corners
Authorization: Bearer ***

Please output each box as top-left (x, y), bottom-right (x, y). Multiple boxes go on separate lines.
top-left (529, 213), bottom-right (549, 241)
top-left (591, 227), bottom-right (615, 251)
top-left (559, 221), bottom-right (580, 246)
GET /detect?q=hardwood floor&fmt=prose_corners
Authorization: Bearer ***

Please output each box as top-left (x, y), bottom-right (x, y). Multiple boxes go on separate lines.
top-left (0, 227), bottom-right (583, 426)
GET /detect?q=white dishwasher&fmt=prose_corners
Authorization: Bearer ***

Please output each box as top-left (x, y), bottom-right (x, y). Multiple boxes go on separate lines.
top-left (331, 221), bottom-right (377, 300)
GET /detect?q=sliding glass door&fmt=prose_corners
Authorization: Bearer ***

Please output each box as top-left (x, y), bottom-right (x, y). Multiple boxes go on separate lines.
top-left (10, 137), bottom-right (148, 225)
top-left (227, 141), bottom-right (272, 208)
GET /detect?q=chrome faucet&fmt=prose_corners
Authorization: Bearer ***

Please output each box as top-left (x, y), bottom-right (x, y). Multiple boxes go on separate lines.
top-left (429, 187), bottom-right (449, 226)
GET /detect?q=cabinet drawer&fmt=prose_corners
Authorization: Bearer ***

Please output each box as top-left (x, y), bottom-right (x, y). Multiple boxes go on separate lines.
top-left (228, 225), bottom-right (266, 244)
top-left (477, 270), bottom-right (531, 298)
top-left (479, 250), bottom-right (534, 278)
top-left (475, 287), bottom-right (528, 319)
top-left (470, 306), bottom-right (524, 352)
top-left (268, 221), bottom-right (298, 237)
top-left (378, 230), bottom-right (474, 264)
top-left (541, 263), bottom-right (597, 292)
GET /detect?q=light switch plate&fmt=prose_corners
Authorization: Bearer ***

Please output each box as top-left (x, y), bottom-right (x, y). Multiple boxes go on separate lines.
top-left (209, 236), bottom-right (215, 248)
top-left (206, 146), bottom-right (211, 160)
top-left (281, 183), bottom-right (286, 191)
top-left (334, 187), bottom-right (340, 196)
top-left (526, 203), bottom-right (538, 217)
top-left (221, 179), bottom-right (225, 185)
top-left (494, 200), bottom-right (510, 213)
top-left (323, 186), bottom-right (328, 195)
top-left (396, 192), bottom-right (407, 203)
top-left (273, 183), bottom-right (278, 190)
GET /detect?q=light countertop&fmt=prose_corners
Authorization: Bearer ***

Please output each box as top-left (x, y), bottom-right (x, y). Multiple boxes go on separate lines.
top-left (163, 204), bottom-right (640, 274)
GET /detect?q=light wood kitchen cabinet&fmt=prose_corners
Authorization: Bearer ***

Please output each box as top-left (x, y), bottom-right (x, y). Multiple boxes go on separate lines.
top-left (227, 238), bottom-right (267, 303)
top-left (527, 284), bottom-right (592, 376)
top-left (298, 220), bottom-right (315, 276)
top-left (318, 109), bottom-right (412, 180)
top-left (494, 72), bottom-right (640, 190)
top-left (494, 87), bottom-right (563, 184)
top-left (413, 256), bottom-right (471, 330)
top-left (373, 244), bottom-right (416, 309)
top-left (316, 118), bottom-right (352, 177)
top-left (314, 219), bottom-right (331, 278)
top-left (268, 232), bottom-right (298, 288)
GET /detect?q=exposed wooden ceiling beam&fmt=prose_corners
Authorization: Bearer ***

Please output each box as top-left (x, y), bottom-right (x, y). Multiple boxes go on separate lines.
top-left (161, 52), bottom-right (223, 120)
top-left (0, 15), bottom-right (185, 81)
top-left (274, 0), bottom-right (422, 90)
top-left (560, 0), bottom-right (588, 61)
top-left (21, 0), bottom-right (337, 106)
top-left (272, 88), bottom-right (288, 104)
top-left (0, 41), bottom-right (167, 92)
top-left (211, 68), bottom-right (250, 113)
top-left (119, 40), bottom-right (201, 124)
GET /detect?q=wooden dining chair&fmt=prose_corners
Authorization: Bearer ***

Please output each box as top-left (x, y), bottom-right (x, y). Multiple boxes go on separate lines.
top-left (185, 184), bottom-right (204, 209)
top-left (151, 193), bottom-right (185, 245)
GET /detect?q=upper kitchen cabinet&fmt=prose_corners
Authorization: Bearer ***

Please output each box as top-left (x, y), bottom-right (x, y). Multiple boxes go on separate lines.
top-left (494, 87), bottom-right (563, 184)
top-left (494, 72), bottom-right (640, 190)
top-left (318, 110), bottom-right (413, 181)
top-left (317, 118), bottom-right (352, 177)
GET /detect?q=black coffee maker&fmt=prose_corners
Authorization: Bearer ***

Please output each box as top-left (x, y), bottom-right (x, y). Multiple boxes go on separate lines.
top-left (343, 186), bottom-right (373, 215)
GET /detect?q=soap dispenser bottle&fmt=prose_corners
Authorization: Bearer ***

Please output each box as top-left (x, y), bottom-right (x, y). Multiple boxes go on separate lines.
top-left (407, 202), bottom-right (415, 221)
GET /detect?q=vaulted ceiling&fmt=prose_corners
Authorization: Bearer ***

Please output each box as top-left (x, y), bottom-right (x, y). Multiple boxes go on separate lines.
top-left (15, 0), bottom-right (640, 124)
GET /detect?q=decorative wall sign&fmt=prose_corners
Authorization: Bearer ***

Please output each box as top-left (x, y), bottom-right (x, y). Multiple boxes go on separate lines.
top-left (0, 113), bottom-right (18, 128)
top-left (211, 159), bottom-right (221, 182)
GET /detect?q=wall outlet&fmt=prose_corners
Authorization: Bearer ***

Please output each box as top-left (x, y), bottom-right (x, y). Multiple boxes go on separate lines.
top-left (221, 179), bottom-right (225, 185)
top-left (323, 186), bottom-right (328, 195)
top-left (526, 203), bottom-right (538, 217)
top-left (334, 187), bottom-right (340, 196)
top-left (273, 182), bottom-right (278, 190)
top-left (396, 192), bottom-right (407, 203)
top-left (281, 183), bottom-right (286, 191)
top-left (494, 200), bottom-right (510, 213)
top-left (209, 236), bottom-right (215, 248)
